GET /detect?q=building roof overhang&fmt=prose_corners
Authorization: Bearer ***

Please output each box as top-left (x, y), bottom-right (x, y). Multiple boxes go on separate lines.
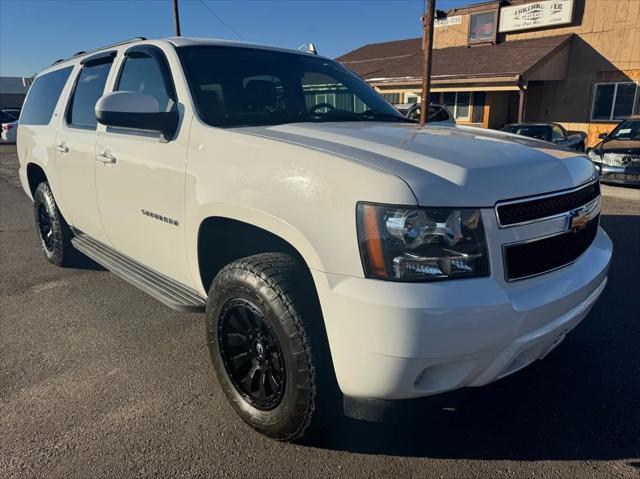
top-left (338, 34), bottom-right (574, 90)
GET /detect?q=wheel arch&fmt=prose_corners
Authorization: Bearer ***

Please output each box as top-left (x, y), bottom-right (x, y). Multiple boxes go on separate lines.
top-left (26, 162), bottom-right (48, 197)
top-left (196, 215), bottom-right (323, 295)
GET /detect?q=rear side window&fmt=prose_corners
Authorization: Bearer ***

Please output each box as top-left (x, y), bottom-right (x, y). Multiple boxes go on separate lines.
top-left (116, 56), bottom-right (171, 111)
top-left (67, 60), bottom-right (113, 129)
top-left (20, 67), bottom-right (73, 125)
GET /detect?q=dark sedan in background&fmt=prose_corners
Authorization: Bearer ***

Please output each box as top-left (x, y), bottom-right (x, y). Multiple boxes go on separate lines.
top-left (501, 122), bottom-right (587, 151)
top-left (588, 116), bottom-right (640, 186)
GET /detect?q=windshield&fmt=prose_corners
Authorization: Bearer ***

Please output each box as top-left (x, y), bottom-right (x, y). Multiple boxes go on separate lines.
top-left (177, 45), bottom-right (410, 127)
top-left (608, 119), bottom-right (640, 140)
top-left (502, 125), bottom-right (550, 141)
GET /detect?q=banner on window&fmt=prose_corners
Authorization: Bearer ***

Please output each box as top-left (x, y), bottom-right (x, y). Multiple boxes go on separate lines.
top-left (499, 0), bottom-right (574, 33)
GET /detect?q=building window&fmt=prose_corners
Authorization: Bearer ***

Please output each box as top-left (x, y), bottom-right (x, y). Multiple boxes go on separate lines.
top-left (381, 92), bottom-right (400, 104)
top-left (436, 91), bottom-right (471, 120)
top-left (468, 10), bottom-right (498, 44)
top-left (590, 82), bottom-right (639, 121)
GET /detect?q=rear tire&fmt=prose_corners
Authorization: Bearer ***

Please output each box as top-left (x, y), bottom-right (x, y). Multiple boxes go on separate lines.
top-left (206, 253), bottom-right (338, 441)
top-left (33, 181), bottom-right (76, 266)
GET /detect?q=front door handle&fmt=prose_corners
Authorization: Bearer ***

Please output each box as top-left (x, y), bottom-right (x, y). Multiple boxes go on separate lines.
top-left (96, 151), bottom-right (117, 164)
top-left (55, 142), bottom-right (69, 153)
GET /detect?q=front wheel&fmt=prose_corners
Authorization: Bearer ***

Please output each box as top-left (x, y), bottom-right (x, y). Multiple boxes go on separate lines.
top-left (206, 253), bottom-right (337, 441)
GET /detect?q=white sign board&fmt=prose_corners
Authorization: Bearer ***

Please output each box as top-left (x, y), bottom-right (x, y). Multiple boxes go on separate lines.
top-left (499, 0), bottom-right (574, 33)
top-left (435, 15), bottom-right (462, 28)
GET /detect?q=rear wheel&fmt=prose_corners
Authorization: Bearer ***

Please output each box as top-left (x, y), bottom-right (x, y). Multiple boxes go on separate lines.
top-left (206, 253), bottom-right (338, 441)
top-left (33, 182), bottom-right (75, 266)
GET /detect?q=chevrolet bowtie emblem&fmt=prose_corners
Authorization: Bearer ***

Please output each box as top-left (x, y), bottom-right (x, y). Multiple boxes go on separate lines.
top-left (567, 196), bottom-right (600, 232)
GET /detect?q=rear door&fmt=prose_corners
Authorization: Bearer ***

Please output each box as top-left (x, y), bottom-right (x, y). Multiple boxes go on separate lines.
top-left (95, 45), bottom-right (192, 286)
top-left (54, 53), bottom-right (116, 243)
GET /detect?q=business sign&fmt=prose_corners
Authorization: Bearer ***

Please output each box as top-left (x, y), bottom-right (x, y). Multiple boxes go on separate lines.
top-left (435, 15), bottom-right (462, 28)
top-left (499, 0), bottom-right (574, 33)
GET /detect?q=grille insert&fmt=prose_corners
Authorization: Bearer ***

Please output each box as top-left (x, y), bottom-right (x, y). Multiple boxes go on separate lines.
top-left (496, 182), bottom-right (600, 227)
top-left (601, 153), bottom-right (640, 167)
top-left (504, 215), bottom-right (599, 281)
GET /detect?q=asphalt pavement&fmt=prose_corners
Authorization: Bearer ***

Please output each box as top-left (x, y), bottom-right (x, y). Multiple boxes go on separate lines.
top-left (1, 143), bottom-right (639, 478)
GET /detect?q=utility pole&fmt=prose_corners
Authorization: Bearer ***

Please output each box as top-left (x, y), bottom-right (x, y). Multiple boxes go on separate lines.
top-left (173, 0), bottom-right (182, 36)
top-left (419, 0), bottom-right (436, 125)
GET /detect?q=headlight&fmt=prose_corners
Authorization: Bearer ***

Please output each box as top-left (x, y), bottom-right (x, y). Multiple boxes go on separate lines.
top-left (357, 203), bottom-right (489, 281)
top-left (587, 149), bottom-right (601, 162)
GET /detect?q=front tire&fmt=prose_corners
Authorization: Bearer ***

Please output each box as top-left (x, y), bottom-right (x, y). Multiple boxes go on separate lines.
top-left (33, 181), bottom-right (75, 266)
top-left (206, 253), bottom-right (336, 441)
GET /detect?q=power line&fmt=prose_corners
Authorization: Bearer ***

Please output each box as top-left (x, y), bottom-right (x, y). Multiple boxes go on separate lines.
top-left (197, 0), bottom-right (246, 40)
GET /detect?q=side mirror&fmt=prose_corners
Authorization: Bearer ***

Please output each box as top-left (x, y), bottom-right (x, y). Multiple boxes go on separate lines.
top-left (95, 91), bottom-right (178, 139)
top-left (598, 132), bottom-right (608, 140)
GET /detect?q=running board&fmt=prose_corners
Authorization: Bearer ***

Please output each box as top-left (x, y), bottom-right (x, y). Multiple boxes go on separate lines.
top-left (71, 233), bottom-right (206, 313)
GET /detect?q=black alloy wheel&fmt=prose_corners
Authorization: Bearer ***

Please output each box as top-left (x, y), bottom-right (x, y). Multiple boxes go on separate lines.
top-left (36, 200), bottom-right (54, 252)
top-left (218, 298), bottom-right (286, 410)
top-left (206, 253), bottom-right (340, 441)
top-left (33, 181), bottom-right (76, 266)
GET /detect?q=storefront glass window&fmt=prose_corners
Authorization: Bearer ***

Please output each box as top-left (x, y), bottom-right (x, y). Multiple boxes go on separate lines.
top-left (456, 92), bottom-right (470, 119)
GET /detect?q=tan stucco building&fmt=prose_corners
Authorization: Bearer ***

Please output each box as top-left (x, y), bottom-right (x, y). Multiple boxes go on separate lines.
top-left (337, 0), bottom-right (640, 146)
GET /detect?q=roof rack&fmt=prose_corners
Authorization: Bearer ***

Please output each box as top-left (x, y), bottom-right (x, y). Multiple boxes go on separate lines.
top-left (50, 37), bottom-right (147, 66)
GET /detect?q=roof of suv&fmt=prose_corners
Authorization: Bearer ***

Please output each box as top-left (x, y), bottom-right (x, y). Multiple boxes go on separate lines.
top-left (41, 37), bottom-right (324, 76)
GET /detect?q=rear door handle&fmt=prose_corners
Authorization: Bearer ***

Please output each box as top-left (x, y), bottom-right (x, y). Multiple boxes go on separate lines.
top-left (55, 142), bottom-right (69, 153)
top-left (96, 151), bottom-right (116, 164)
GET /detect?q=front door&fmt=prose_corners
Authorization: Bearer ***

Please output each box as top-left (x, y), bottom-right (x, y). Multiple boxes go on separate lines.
top-left (95, 45), bottom-right (192, 286)
top-left (54, 56), bottom-right (115, 243)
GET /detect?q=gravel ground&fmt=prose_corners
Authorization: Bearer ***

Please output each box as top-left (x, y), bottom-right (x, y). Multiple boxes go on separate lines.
top-left (1, 143), bottom-right (638, 478)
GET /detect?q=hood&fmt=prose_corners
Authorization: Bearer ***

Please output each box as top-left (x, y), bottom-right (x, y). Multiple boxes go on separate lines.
top-left (597, 138), bottom-right (640, 153)
top-left (237, 122), bottom-right (597, 207)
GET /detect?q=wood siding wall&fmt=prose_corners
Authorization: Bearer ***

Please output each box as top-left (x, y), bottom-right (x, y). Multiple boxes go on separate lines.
top-left (434, 0), bottom-right (640, 72)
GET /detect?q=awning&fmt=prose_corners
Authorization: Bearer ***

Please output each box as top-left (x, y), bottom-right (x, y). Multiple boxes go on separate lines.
top-left (337, 34), bottom-right (573, 89)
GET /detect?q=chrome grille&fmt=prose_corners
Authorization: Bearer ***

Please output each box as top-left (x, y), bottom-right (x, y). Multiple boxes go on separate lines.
top-left (496, 181), bottom-right (600, 227)
top-left (601, 152), bottom-right (640, 167)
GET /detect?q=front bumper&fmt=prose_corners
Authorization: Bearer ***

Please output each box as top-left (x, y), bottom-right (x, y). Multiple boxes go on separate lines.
top-left (594, 163), bottom-right (640, 186)
top-left (312, 226), bottom-right (612, 400)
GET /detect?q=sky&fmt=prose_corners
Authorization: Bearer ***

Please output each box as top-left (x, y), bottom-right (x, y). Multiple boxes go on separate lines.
top-left (0, 0), bottom-right (477, 77)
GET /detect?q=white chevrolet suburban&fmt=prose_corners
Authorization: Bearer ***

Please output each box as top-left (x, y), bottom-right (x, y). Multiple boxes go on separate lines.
top-left (17, 37), bottom-right (612, 441)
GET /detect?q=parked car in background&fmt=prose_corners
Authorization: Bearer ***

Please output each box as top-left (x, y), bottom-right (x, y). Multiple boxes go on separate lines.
top-left (394, 102), bottom-right (455, 124)
top-left (0, 109), bottom-right (20, 143)
top-left (501, 123), bottom-right (587, 151)
top-left (587, 117), bottom-right (640, 186)
top-left (1, 119), bottom-right (18, 143)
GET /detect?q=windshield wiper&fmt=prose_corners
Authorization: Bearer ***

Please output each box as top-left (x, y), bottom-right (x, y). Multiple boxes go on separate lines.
top-left (360, 110), bottom-right (414, 123)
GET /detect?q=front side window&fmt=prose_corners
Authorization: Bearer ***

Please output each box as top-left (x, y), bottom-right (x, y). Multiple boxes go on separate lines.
top-left (67, 60), bottom-right (113, 129)
top-left (177, 46), bottom-right (408, 127)
top-left (117, 55), bottom-right (172, 111)
top-left (591, 82), bottom-right (639, 121)
top-left (20, 67), bottom-right (73, 126)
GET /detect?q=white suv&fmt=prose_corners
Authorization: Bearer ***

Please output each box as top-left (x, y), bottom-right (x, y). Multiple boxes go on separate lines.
top-left (17, 37), bottom-right (612, 441)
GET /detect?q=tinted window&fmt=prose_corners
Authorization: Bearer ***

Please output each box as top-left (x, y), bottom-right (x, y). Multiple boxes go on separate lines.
top-left (177, 46), bottom-right (407, 127)
top-left (117, 56), bottom-right (171, 111)
top-left (503, 125), bottom-right (550, 141)
top-left (20, 67), bottom-right (72, 125)
top-left (67, 61), bottom-right (113, 128)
